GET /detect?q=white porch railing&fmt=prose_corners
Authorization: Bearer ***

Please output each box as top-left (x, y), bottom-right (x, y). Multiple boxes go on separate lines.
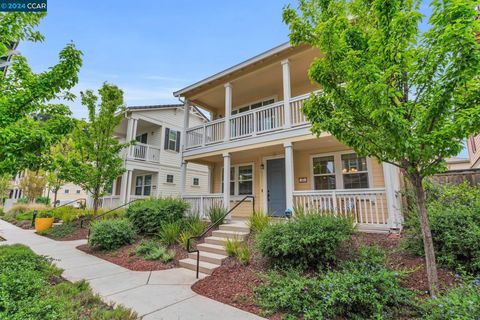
top-left (185, 92), bottom-right (313, 150)
top-left (182, 194), bottom-right (224, 219)
top-left (128, 143), bottom-right (161, 162)
top-left (290, 93), bottom-right (310, 126)
top-left (293, 188), bottom-right (388, 225)
top-left (98, 196), bottom-right (122, 209)
top-left (130, 195), bottom-right (149, 201)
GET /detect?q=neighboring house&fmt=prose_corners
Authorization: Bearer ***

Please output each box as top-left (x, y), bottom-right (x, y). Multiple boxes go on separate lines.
top-left (97, 104), bottom-right (210, 208)
top-left (175, 43), bottom-right (403, 233)
top-left (43, 182), bottom-right (88, 207)
top-left (467, 134), bottom-right (480, 169)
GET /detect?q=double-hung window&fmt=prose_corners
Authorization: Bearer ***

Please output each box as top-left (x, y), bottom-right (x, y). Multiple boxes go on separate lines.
top-left (222, 164), bottom-right (253, 196)
top-left (341, 153), bottom-right (369, 189)
top-left (164, 128), bottom-right (180, 152)
top-left (312, 156), bottom-right (336, 190)
top-left (135, 174), bottom-right (152, 196)
top-left (312, 153), bottom-right (369, 190)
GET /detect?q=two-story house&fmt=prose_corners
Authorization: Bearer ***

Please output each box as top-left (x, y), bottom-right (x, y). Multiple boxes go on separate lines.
top-left (99, 104), bottom-right (210, 208)
top-left (175, 43), bottom-right (403, 233)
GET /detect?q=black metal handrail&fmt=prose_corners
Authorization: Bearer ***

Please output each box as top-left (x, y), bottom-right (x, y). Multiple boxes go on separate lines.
top-left (187, 195), bottom-right (255, 278)
top-left (80, 198), bottom-right (145, 237)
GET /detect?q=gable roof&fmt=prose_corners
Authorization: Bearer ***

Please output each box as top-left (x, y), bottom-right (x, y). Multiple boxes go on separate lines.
top-left (126, 103), bottom-right (209, 121)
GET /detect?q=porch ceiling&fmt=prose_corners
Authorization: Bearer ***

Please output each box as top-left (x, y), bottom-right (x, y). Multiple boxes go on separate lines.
top-left (183, 46), bottom-right (322, 114)
top-left (186, 135), bottom-right (349, 165)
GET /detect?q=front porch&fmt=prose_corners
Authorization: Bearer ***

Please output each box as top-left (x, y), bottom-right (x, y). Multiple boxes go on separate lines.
top-left (99, 169), bottom-right (163, 209)
top-left (181, 136), bottom-right (403, 231)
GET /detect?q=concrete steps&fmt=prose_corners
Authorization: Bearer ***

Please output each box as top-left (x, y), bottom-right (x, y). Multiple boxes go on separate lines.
top-left (179, 221), bottom-right (250, 275)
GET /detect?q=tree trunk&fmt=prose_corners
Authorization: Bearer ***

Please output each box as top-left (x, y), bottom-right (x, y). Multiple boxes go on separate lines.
top-left (410, 173), bottom-right (439, 298)
top-left (93, 195), bottom-right (98, 215)
top-left (53, 189), bottom-right (58, 208)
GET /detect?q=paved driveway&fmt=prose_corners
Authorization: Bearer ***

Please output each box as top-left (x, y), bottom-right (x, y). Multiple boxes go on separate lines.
top-left (0, 219), bottom-right (264, 320)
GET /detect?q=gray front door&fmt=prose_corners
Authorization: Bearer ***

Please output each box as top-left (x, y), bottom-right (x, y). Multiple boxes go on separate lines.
top-left (266, 158), bottom-right (286, 216)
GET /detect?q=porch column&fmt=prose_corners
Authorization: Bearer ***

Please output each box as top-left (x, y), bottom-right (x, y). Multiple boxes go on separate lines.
top-left (281, 59), bottom-right (292, 128)
top-left (284, 142), bottom-right (294, 212)
top-left (180, 160), bottom-right (188, 196)
top-left (223, 152), bottom-right (231, 218)
top-left (156, 172), bottom-right (162, 198)
top-left (119, 170), bottom-right (129, 204)
top-left (125, 170), bottom-right (133, 203)
top-left (383, 163), bottom-right (403, 229)
top-left (224, 83), bottom-right (232, 142)
top-left (182, 100), bottom-right (190, 151)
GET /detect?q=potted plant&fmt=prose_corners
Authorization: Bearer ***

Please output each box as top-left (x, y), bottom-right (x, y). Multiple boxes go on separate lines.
top-left (35, 210), bottom-right (54, 232)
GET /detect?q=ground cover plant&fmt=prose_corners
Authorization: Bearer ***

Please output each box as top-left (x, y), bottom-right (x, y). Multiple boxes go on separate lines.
top-left (134, 240), bottom-right (175, 262)
top-left (0, 244), bottom-right (137, 319)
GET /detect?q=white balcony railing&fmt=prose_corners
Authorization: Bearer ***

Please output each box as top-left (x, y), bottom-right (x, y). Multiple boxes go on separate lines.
top-left (128, 143), bottom-right (161, 162)
top-left (185, 92), bottom-right (311, 150)
top-left (182, 194), bottom-right (224, 219)
top-left (293, 188), bottom-right (388, 225)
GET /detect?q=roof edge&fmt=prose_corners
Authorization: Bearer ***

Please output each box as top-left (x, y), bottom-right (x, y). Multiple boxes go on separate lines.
top-left (173, 41), bottom-right (292, 97)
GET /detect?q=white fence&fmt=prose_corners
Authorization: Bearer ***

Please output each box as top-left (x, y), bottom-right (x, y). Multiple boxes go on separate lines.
top-left (293, 188), bottom-right (388, 225)
top-left (182, 194), bottom-right (224, 219)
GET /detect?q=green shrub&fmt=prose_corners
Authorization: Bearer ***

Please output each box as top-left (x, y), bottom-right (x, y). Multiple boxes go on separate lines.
top-left (237, 245), bottom-right (250, 265)
top-left (225, 237), bottom-right (242, 257)
top-left (255, 258), bottom-right (416, 319)
top-left (38, 223), bottom-right (77, 239)
top-left (257, 213), bottom-right (354, 269)
top-left (7, 204), bottom-right (48, 217)
top-left (248, 210), bottom-right (269, 233)
top-left (35, 196), bottom-right (50, 205)
top-left (404, 197), bottom-right (480, 274)
top-left (179, 231), bottom-right (192, 250)
top-left (135, 240), bottom-right (175, 262)
top-left (126, 198), bottom-right (188, 234)
top-left (100, 208), bottom-right (125, 220)
top-left (89, 219), bottom-right (136, 250)
top-left (159, 221), bottom-right (182, 245)
top-left (16, 197), bottom-right (28, 204)
top-left (184, 214), bottom-right (205, 237)
top-left (422, 279), bottom-right (480, 319)
top-left (207, 205), bottom-right (226, 225)
top-left (37, 210), bottom-right (53, 218)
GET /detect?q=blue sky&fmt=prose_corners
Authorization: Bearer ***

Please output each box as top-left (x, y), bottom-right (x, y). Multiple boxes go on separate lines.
top-left (20, 0), bottom-right (292, 119)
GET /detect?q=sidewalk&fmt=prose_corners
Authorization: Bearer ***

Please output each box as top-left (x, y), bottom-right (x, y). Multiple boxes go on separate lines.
top-left (0, 219), bottom-right (264, 320)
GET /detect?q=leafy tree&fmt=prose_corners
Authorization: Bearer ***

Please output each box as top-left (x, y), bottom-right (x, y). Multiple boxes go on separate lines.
top-left (0, 173), bottom-right (11, 205)
top-left (0, 13), bottom-right (82, 175)
top-left (19, 170), bottom-right (46, 203)
top-left (58, 83), bottom-right (129, 214)
top-left (283, 0), bottom-right (480, 297)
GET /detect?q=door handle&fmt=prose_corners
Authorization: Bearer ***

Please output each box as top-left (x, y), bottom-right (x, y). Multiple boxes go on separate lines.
top-left (267, 190), bottom-right (270, 201)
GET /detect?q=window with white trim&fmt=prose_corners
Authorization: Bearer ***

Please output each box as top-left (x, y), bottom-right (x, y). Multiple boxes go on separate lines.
top-left (312, 156), bottom-right (336, 190)
top-left (341, 153), bottom-right (369, 189)
top-left (64, 189), bottom-right (69, 194)
top-left (135, 174), bottom-right (152, 196)
top-left (76, 189), bottom-right (81, 194)
top-left (193, 177), bottom-right (199, 186)
top-left (312, 152), bottom-right (370, 190)
top-left (231, 97), bottom-right (275, 115)
top-left (222, 164), bottom-right (253, 196)
top-left (166, 174), bottom-right (174, 184)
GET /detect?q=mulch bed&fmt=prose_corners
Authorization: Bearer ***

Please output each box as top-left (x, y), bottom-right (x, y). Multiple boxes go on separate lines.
top-left (77, 239), bottom-right (188, 271)
top-left (192, 232), bottom-right (458, 319)
top-left (39, 227), bottom-right (89, 241)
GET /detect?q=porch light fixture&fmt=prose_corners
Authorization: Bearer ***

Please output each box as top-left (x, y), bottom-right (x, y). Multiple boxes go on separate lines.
top-left (261, 163), bottom-right (265, 170)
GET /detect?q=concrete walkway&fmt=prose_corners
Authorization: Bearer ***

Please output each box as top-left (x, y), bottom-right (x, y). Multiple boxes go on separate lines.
top-left (0, 219), bottom-right (264, 320)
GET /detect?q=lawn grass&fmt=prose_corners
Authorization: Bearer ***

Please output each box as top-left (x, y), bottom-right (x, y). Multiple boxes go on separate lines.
top-left (0, 244), bottom-right (138, 319)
